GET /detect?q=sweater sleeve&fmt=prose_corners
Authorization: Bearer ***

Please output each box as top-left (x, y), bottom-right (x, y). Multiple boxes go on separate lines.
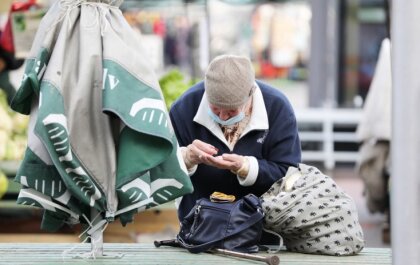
top-left (250, 114), bottom-right (301, 194)
top-left (169, 105), bottom-right (188, 147)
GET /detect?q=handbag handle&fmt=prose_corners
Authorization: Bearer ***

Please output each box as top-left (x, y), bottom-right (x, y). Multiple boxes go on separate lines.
top-left (177, 204), bottom-right (264, 253)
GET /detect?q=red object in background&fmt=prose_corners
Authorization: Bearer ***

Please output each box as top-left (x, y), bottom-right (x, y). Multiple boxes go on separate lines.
top-left (11, 0), bottom-right (37, 12)
top-left (260, 61), bottom-right (278, 78)
top-left (0, 0), bottom-right (38, 53)
top-left (153, 18), bottom-right (166, 38)
top-left (259, 61), bottom-right (290, 79)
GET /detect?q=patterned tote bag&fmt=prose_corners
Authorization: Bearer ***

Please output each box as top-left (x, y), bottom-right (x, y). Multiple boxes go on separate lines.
top-left (261, 164), bottom-right (365, 256)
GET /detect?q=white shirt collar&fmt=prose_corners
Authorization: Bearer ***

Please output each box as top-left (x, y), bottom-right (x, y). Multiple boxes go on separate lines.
top-left (193, 83), bottom-right (269, 150)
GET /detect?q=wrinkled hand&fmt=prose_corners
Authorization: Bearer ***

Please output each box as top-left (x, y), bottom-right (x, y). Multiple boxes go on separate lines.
top-left (183, 140), bottom-right (248, 177)
top-left (184, 139), bottom-right (218, 168)
top-left (201, 153), bottom-right (244, 172)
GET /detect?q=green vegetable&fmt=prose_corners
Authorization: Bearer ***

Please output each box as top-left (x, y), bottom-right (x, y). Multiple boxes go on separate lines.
top-left (159, 69), bottom-right (198, 109)
top-left (0, 170), bottom-right (8, 199)
top-left (0, 90), bottom-right (29, 161)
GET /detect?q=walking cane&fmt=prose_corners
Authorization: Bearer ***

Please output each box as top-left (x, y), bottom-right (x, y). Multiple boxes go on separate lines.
top-left (154, 239), bottom-right (280, 265)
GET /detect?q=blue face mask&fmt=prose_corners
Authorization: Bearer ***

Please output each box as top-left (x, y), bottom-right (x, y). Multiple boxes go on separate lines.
top-left (207, 107), bottom-right (245, 126)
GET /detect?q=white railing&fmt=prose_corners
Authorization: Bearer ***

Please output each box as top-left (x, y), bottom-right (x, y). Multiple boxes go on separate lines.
top-left (295, 108), bottom-right (362, 170)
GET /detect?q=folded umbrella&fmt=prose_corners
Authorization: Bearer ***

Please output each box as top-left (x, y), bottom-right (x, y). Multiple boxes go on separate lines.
top-left (10, 0), bottom-right (193, 232)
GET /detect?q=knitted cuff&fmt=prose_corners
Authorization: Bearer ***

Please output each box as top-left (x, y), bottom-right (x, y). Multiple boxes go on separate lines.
top-left (181, 146), bottom-right (196, 170)
top-left (231, 156), bottom-right (250, 179)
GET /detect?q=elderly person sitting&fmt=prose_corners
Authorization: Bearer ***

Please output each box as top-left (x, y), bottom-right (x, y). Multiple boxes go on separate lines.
top-left (169, 54), bottom-right (301, 221)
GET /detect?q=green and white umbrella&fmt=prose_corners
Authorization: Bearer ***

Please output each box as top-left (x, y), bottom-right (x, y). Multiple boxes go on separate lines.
top-left (10, 0), bottom-right (193, 232)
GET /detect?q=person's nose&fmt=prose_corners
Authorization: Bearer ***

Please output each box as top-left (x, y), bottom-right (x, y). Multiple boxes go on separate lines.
top-left (219, 110), bottom-right (230, 121)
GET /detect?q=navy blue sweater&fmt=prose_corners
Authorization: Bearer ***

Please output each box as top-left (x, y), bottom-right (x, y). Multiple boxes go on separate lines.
top-left (169, 80), bottom-right (301, 220)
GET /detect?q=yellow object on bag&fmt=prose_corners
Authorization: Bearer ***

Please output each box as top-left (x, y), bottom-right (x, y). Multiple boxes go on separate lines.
top-left (210, 191), bottom-right (236, 203)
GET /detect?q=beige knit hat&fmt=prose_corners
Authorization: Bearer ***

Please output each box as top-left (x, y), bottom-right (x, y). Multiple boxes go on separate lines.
top-left (205, 54), bottom-right (255, 109)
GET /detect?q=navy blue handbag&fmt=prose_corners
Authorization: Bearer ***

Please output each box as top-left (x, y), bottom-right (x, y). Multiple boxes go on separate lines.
top-left (176, 194), bottom-right (264, 253)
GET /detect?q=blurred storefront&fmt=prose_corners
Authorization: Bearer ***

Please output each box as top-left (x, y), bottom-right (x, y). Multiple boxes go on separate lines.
top-left (0, 0), bottom-right (390, 108)
top-left (120, 0), bottom-right (388, 109)
top-left (338, 0), bottom-right (389, 107)
top-left (121, 0), bottom-right (208, 78)
top-left (120, 0), bottom-right (311, 108)
top-left (121, 1), bottom-right (310, 76)
top-left (309, 0), bottom-right (389, 108)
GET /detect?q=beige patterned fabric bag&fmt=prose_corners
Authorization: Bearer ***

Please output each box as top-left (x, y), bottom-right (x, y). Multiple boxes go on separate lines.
top-left (261, 164), bottom-right (365, 256)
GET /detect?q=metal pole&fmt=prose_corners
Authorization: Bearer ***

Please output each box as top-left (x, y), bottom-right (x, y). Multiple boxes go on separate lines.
top-left (391, 0), bottom-right (420, 264)
top-left (324, 0), bottom-right (339, 108)
top-left (205, 0), bottom-right (212, 59)
top-left (383, 0), bottom-right (391, 39)
top-left (84, 209), bottom-right (123, 259)
top-left (90, 208), bottom-right (104, 257)
top-left (308, 0), bottom-right (339, 108)
top-left (183, 0), bottom-right (196, 79)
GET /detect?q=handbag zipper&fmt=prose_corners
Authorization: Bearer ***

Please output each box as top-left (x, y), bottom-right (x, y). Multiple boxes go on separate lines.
top-left (189, 205), bottom-right (201, 235)
top-left (199, 204), bottom-right (231, 213)
top-left (195, 205), bottom-right (201, 215)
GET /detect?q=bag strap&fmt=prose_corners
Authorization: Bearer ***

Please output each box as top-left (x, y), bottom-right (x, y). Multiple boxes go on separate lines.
top-left (177, 207), bottom-right (264, 253)
top-left (261, 228), bottom-right (283, 253)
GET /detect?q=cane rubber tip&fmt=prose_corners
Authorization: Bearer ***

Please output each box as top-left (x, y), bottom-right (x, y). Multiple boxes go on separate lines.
top-left (154, 241), bottom-right (161, 248)
top-left (267, 255), bottom-right (280, 265)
